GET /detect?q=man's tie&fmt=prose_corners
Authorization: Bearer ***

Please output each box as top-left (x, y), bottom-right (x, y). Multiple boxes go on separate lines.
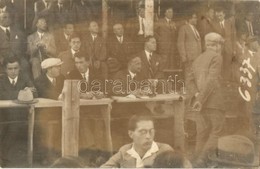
top-left (148, 53), bottom-right (154, 78)
top-left (52, 78), bottom-right (56, 86)
top-left (5, 28), bottom-right (10, 40)
top-left (11, 79), bottom-right (15, 86)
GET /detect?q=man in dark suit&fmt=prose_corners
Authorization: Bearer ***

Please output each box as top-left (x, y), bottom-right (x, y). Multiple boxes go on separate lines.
top-left (155, 7), bottom-right (178, 69)
top-left (0, 56), bottom-right (36, 166)
top-left (54, 22), bottom-right (75, 54)
top-left (125, 6), bottom-right (146, 52)
top-left (133, 36), bottom-right (164, 80)
top-left (34, 58), bottom-right (65, 164)
top-left (59, 33), bottom-right (82, 76)
top-left (107, 23), bottom-right (134, 78)
top-left (83, 21), bottom-right (107, 78)
top-left (187, 33), bottom-right (225, 167)
top-left (177, 12), bottom-right (202, 85)
top-left (236, 11), bottom-right (257, 38)
top-left (27, 17), bottom-right (57, 79)
top-left (0, 12), bottom-right (28, 76)
top-left (67, 52), bottom-right (106, 152)
top-left (213, 8), bottom-right (236, 80)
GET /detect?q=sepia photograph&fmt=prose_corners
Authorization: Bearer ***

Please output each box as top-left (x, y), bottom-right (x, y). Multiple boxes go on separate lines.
top-left (0, 0), bottom-right (259, 168)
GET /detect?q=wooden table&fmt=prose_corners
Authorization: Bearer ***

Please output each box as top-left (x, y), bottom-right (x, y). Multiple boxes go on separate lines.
top-left (112, 94), bottom-right (185, 150)
top-left (0, 98), bottom-right (113, 167)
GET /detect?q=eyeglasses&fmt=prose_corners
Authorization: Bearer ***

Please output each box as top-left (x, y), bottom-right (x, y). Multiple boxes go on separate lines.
top-left (138, 129), bottom-right (155, 135)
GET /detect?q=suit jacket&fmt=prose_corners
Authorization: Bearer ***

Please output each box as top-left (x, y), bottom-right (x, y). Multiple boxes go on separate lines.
top-left (54, 31), bottom-right (70, 54)
top-left (34, 73), bottom-right (65, 100)
top-left (107, 35), bottom-right (134, 72)
top-left (71, 1), bottom-right (92, 24)
top-left (236, 19), bottom-right (257, 37)
top-left (27, 31), bottom-right (57, 61)
top-left (135, 51), bottom-right (164, 80)
top-left (0, 74), bottom-right (36, 100)
top-left (186, 49), bottom-right (225, 110)
top-left (59, 49), bottom-right (75, 76)
top-left (101, 142), bottom-right (173, 168)
top-left (198, 16), bottom-right (214, 40)
top-left (213, 19), bottom-right (236, 55)
top-left (177, 24), bottom-right (202, 63)
top-left (0, 26), bottom-right (26, 60)
top-left (83, 33), bottom-right (106, 63)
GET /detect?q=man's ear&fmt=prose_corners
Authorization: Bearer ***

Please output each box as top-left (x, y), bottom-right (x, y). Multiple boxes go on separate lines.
top-left (128, 130), bottom-right (133, 139)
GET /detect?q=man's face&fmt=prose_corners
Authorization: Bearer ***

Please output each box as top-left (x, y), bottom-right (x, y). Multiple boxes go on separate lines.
top-left (89, 22), bottom-right (99, 34)
top-left (216, 11), bottom-right (225, 22)
top-left (48, 66), bottom-right (61, 77)
top-left (129, 120), bottom-right (155, 151)
top-left (70, 37), bottom-right (81, 51)
top-left (75, 57), bottom-right (89, 73)
top-left (165, 8), bottom-right (173, 20)
top-left (113, 24), bottom-right (124, 37)
top-left (129, 57), bottom-right (142, 73)
top-left (0, 13), bottom-right (11, 27)
top-left (189, 14), bottom-right (197, 25)
top-left (145, 38), bottom-right (157, 52)
top-left (36, 18), bottom-right (47, 31)
top-left (64, 24), bottom-right (74, 36)
top-left (6, 62), bottom-right (20, 79)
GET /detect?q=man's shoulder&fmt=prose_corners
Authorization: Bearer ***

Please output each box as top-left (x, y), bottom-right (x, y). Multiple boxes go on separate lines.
top-left (156, 142), bottom-right (174, 151)
top-left (59, 50), bottom-right (71, 57)
top-left (118, 143), bottom-right (133, 152)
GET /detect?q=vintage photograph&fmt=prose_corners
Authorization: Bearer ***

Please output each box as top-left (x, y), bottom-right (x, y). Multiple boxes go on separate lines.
top-left (0, 0), bottom-right (259, 168)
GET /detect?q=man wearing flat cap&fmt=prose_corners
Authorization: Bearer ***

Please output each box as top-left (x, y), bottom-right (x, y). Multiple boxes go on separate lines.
top-left (34, 58), bottom-right (65, 165)
top-left (186, 32), bottom-right (226, 167)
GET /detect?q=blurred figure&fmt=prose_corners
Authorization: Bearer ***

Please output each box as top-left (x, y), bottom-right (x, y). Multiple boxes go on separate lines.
top-left (213, 7), bottom-right (236, 81)
top-left (155, 7), bottom-right (178, 69)
top-left (101, 115), bottom-right (173, 168)
top-left (27, 17), bottom-right (56, 79)
top-left (236, 11), bottom-right (258, 38)
top-left (83, 21), bottom-right (107, 78)
top-left (54, 22), bottom-right (75, 54)
top-left (52, 0), bottom-right (72, 29)
top-left (107, 23), bottom-right (134, 77)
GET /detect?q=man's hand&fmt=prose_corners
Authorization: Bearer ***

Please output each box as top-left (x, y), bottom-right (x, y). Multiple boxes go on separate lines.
top-left (192, 101), bottom-right (202, 112)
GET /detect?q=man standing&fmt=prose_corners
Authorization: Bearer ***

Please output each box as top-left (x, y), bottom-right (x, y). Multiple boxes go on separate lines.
top-left (0, 56), bottom-right (36, 166)
top-left (101, 115), bottom-right (173, 168)
top-left (83, 21), bottom-right (107, 78)
top-left (177, 12), bottom-right (202, 84)
top-left (213, 8), bottom-right (236, 80)
top-left (27, 17), bottom-right (56, 79)
top-left (59, 33), bottom-right (82, 76)
top-left (107, 23), bottom-right (134, 77)
top-left (155, 7), bottom-right (178, 69)
top-left (34, 58), bottom-right (65, 164)
top-left (237, 11), bottom-right (257, 38)
top-left (187, 33), bottom-right (225, 167)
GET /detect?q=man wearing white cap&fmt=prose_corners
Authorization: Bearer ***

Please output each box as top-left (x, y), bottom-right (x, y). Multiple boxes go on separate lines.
top-left (186, 32), bottom-right (226, 167)
top-left (34, 58), bottom-right (65, 165)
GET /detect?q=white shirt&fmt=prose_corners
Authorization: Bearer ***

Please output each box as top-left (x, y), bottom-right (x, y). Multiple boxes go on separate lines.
top-left (46, 74), bottom-right (55, 84)
top-left (165, 17), bottom-right (170, 24)
top-left (144, 50), bottom-right (152, 63)
top-left (0, 6), bottom-right (7, 12)
top-left (37, 31), bottom-right (44, 39)
top-left (126, 141), bottom-right (159, 168)
top-left (91, 34), bottom-right (97, 41)
top-left (117, 36), bottom-right (123, 43)
top-left (220, 20), bottom-right (225, 28)
top-left (8, 76), bottom-right (18, 85)
top-left (0, 25), bottom-right (10, 33)
top-left (64, 33), bottom-right (70, 40)
top-left (249, 50), bottom-right (255, 57)
top-left (128, 70), bottom-right (136, 79)
top-left (71, 49), bottom-right (78, 58)
top-left (81, 68), bottom-right (89, 82)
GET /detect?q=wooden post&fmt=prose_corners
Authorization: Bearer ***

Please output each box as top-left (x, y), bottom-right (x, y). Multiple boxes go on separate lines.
top-left (62, 80), bottom-right (80, 156)
top-left (145, 0), bottom-right (154, 36)
top-left (102, 0), bottom-right (108, 38)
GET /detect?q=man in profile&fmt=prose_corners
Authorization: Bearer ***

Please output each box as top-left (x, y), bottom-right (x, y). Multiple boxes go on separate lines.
top-left (101, 114), bottom-right (173, 168)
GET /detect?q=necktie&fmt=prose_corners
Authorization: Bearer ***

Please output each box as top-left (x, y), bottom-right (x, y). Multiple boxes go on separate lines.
top-left (52, 78), bottom-right (56, 86)
top-left (11, 79), bottom-right (15, 86)
top-left (5, 28), bottom-right (10, 40)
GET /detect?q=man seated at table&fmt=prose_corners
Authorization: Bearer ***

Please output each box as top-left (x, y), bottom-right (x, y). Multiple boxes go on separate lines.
top-left (0, 56), bottom-right (37, 166)
top-left (34, 58), bottom-right (65, 165)
top-left (66, 51), bottom-right (106, 152)
top-left (101, 114), bottom-right (173, 168)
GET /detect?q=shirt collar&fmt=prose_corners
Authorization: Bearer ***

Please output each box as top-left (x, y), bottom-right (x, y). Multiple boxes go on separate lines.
top-left (126, 141), bottom-right (159, 168)
top-left (46, 74), bottom-right (54, 83)
top-left (81, 68), bottom-right (89, 78)
top-left (0, 25), bottom-right (10, 32)
top-left (128, 70), bottom-right (136, 79)
top-left (248, 50), bottom-right (255, 56)
top-left (37, 31), bottom-right (44, 37)
top-left (91, 34), bottom-right (97, 40)
top-left (165, 17), bottom-right (170, 23)
top-left (71, 49), bottom-right (78, 56)
top-left (144, 50), bottom-right (152, 61)
top-left (8, 76), bottom-right (18, 84)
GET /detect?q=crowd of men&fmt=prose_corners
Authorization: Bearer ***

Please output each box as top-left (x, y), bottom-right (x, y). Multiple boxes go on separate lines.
top-left (0, 0), bottom-right (259, 168)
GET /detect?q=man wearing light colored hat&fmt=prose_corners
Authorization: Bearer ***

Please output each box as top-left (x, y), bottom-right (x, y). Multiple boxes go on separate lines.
top-left (186, 32), bottom-right (225, 167)
top-left (34, 58), bottom-right (65, 165)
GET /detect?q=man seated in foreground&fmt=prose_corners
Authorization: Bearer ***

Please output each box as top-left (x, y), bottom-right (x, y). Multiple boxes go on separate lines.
top-left (101, 114), bottom-right (173, 168)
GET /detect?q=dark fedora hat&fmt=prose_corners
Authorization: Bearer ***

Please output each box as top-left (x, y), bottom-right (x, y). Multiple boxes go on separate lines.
top-left (208, 135), bottom-right (256, 167)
